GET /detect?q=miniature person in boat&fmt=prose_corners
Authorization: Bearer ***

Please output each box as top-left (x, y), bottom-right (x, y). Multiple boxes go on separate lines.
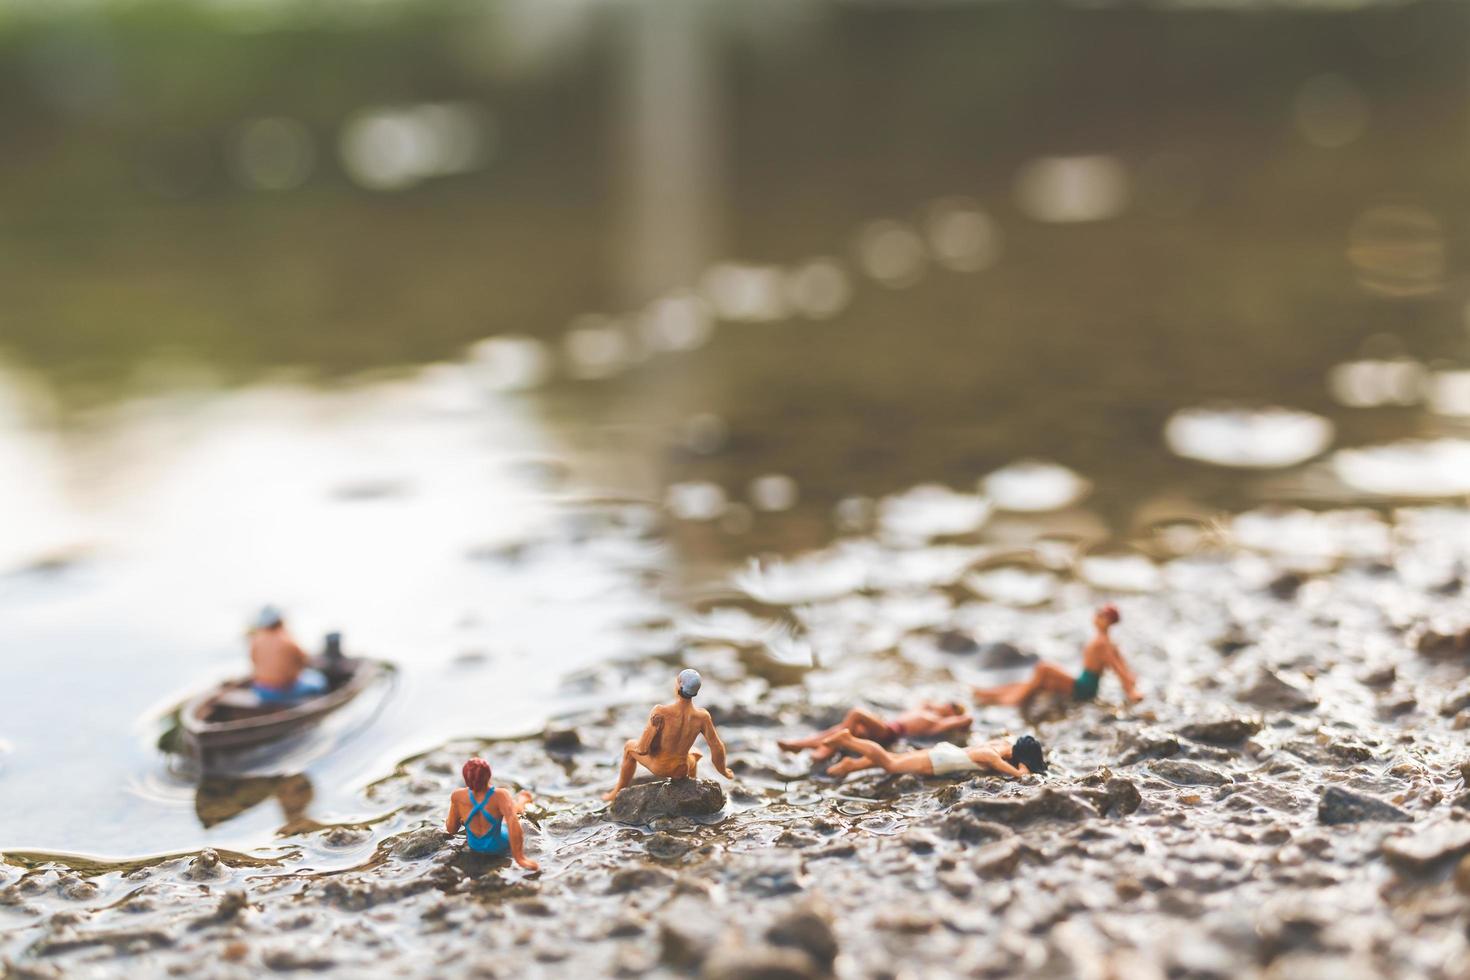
top-left (603, 669), bottom-right (734, 802)
top-left (250, 606), bottom-right (328, 703)
top-left (445, 758), bottom-right (539, 870)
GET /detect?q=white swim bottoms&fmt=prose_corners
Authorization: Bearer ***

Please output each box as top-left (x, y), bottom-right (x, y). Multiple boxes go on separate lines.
top-left (927, 741), bottom-right (980, 775)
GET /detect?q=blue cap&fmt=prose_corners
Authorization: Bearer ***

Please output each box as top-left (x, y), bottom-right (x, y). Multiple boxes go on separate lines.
top-left (677, 668), bottom-right (702, 699)
top-left (255, 605), bottom-right (284, 630)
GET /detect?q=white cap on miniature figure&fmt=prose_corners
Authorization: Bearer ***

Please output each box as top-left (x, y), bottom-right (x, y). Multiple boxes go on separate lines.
top-left (677, 668), bottom-right (702, 699)
top-left (255, 605), bottom-right (284, 630)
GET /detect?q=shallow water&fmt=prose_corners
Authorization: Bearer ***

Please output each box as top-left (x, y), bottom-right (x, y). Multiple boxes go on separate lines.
top-left (1, 0), bottom-right (1469, 868)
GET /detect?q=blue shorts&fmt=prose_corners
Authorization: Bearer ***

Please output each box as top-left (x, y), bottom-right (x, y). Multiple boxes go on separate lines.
top-left (253, 668), bottom-right (328, 703)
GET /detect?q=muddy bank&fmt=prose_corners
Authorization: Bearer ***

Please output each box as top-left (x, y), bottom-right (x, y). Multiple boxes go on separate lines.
top-left (4, 505), bottom-right (1470, 978)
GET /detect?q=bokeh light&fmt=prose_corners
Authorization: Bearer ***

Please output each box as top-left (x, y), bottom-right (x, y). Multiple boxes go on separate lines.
top-left (1014, 155), bottom-right (1128, 224)
top-left (1346, 204), bottom-right (1444, 298)
top-left (1293, 74), bottom-right (1369, 148)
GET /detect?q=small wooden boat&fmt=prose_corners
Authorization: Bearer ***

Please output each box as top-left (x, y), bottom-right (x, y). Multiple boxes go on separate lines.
top-left (178, 658), bottom-right (388, 764)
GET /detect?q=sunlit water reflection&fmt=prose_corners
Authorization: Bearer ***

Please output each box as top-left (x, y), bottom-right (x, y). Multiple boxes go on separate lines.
top-left (0, 367), bottom-right (670, 857)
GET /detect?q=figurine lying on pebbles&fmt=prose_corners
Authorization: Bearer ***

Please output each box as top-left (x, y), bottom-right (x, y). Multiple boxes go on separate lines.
top-left (819, 729), bottom-right (1048, 779)
top-left (776, 699), bottom-right (974, 760)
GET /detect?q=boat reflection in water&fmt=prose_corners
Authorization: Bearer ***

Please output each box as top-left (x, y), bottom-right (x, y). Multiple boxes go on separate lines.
top-left (194, 773), bottom-right (316, 836)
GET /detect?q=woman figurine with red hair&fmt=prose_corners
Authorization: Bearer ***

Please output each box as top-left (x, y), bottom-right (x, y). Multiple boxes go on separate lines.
top-left (445, 758), bottom-right (539, 870)
top-left (972, 604), bottom-right (1142, 707)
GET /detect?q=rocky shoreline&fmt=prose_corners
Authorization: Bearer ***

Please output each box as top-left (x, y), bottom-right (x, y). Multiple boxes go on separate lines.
top-left (4, 505), bottom-right (1470, 978)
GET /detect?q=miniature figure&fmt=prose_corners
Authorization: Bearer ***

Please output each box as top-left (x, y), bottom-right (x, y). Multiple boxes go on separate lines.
top-left (819, 729), bottom-right (1048, 779)
top-left (777, 700), bottom-right (973, 760)
top-left (603, 668), bottom-right (733, 802)
top-left (249, 606), bottom-right (328, 703)
top-left (971, 604), bottom-right (1141, 707)
top-left (445, 758), bottom-right (539, 870)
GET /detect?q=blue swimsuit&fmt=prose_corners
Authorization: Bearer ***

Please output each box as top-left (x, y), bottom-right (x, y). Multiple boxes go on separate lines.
top-left (464, 788), bottom-right (510, 855)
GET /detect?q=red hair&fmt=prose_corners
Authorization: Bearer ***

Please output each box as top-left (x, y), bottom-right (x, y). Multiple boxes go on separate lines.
top-left (1098, 604), bottom-right (1120, 626)
top-left (462, 758), bottom-right (492, 794)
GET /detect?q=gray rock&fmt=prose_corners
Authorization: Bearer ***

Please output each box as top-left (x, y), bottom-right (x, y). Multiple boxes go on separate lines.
top-left (1416, 626), bottom-right (1470, 658)
top-left (765, 898), bottom-right (838, 971)
top-left (953, 788), bottom-right (1099, 826)
top-left (1020, 689), bottom-right (1072, 725)
top-left (976, 641), bottom-right (1035, 668)
top-left (1439, 681), bottom-right (1470, 718)
top-left (1117, 729), bottom-right (1181, 765)
top-left (391, 828), bottom-right (448, 860)
top-left (1381, 821), bottom-right (1470, 874)
top-left (658, 896), bottom-right (721, 970)
top-left (1317, 786), bottom-right (1412, 826)
top-left (605, 867), bottom-right (675, 894)
top-left (646, 832), bottom-right (698, 861)
top-left (935, 630), bottom-right (979, 654)
top-left (971, 838), bottom-right (1027, 878)
top-left (730, 856), bottom-right (805, 897)
top-left (1357, 664), bottom-right (1396, 688)
top-left (1150, 759), bottom-right (1231, 787)
top-left (1239, 669), bottom-right (1318, 711)
top-left (939, 814), bottom-right (1014, 844)
top-left (1102, 777), bottom-right (1143, 816)
top-left (1266, 571), bottom-right (1305, 599)
top-left (542, 727), bottom-right (583, 753)
top-left (701, 942), bottom-right (822, 980)
top-left (1285, 737), bottom-right (1374, 766)
top-left (609, 779), bottom-right (725, 825)
top-left (182, 849), bottom-right (226, 882)
top-left (1179, 718), bottom-right (1262, 745)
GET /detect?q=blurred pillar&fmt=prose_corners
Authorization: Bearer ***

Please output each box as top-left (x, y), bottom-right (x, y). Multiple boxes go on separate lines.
top-left (615, 0), bottom-right (724, 306)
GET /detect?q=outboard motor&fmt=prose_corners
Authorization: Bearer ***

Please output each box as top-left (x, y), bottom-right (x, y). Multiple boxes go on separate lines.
top-left (323, 631), bottom-right (346, 680)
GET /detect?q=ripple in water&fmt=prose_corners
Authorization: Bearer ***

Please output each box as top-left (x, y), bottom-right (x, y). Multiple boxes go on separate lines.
top-left (1163, 406), bottom-right (1334, 468)
top-left (734, 550), bottom-right (868, 605)
top-left (1232, 507), bottom-right (1391, 561)
top-left (1076, 550), bottom-right (1162, 592)
top-left (963, 565), bottom-right (1058, 606)
top-left (981, 460), bottom-right (1090, 512)
top-left (877, 484), bottom-right (993, 542)
top-left (1332, 439), bottom-right (1470, 498)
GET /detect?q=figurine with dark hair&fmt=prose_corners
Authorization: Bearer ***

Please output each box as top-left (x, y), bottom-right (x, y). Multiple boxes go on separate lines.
top-left (819, 730), bottom-right (1047, 779)
top-left (972, 604), bottom-right (1141, 706)
top-left (603, 669), bottom-right (734, 802)
top-left (777, 700), bottom-right (973, 761)
top-left (445, 758), bottom-right (538, 870)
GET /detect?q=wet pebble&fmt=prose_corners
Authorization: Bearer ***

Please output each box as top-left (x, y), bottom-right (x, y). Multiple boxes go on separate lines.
top-left (1150, 759), bottom-right (1232, 787)
top-left (1380, 821), bottom-right (1470, 874)
top-left (645, 832), bottom-right (698, 861)
top-left (391, 828), bottom-right (448, 860)
top-left (609, 779), bottom-right (726, 825)
top-left (1179, 717), bottom-right (1263, 745)
top-left (1238, 669), bottom-right (1318, 712)
top-left (764, 898), bottom-right (839, 972)
top-left (182, 850), bottom-right (226, 882)
top-left (543, 727), bottom-right (583, 753)
top-left (1117, 729), bottom-right (1181, 765)
top-left (1317, 786), bottom-right (1412, 825)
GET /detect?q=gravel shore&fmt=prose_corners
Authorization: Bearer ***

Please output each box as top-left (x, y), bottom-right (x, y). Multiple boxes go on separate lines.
top-left (4, 505), bottom-right (1470, 978)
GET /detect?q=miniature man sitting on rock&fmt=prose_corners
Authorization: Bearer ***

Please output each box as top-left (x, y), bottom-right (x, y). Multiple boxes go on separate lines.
top-left (972, 604), bottom-right (1141, 708)
top-left (249, 606), bottom-right (328, 703)
top-left (820, 730), bottom-right (1048, 780)
top-left (777, 700), bottom-right (973, 761)
top-left (445, 758), bottom-right (539, 870)
top-left (604, 669), bottom-right (733, 802)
